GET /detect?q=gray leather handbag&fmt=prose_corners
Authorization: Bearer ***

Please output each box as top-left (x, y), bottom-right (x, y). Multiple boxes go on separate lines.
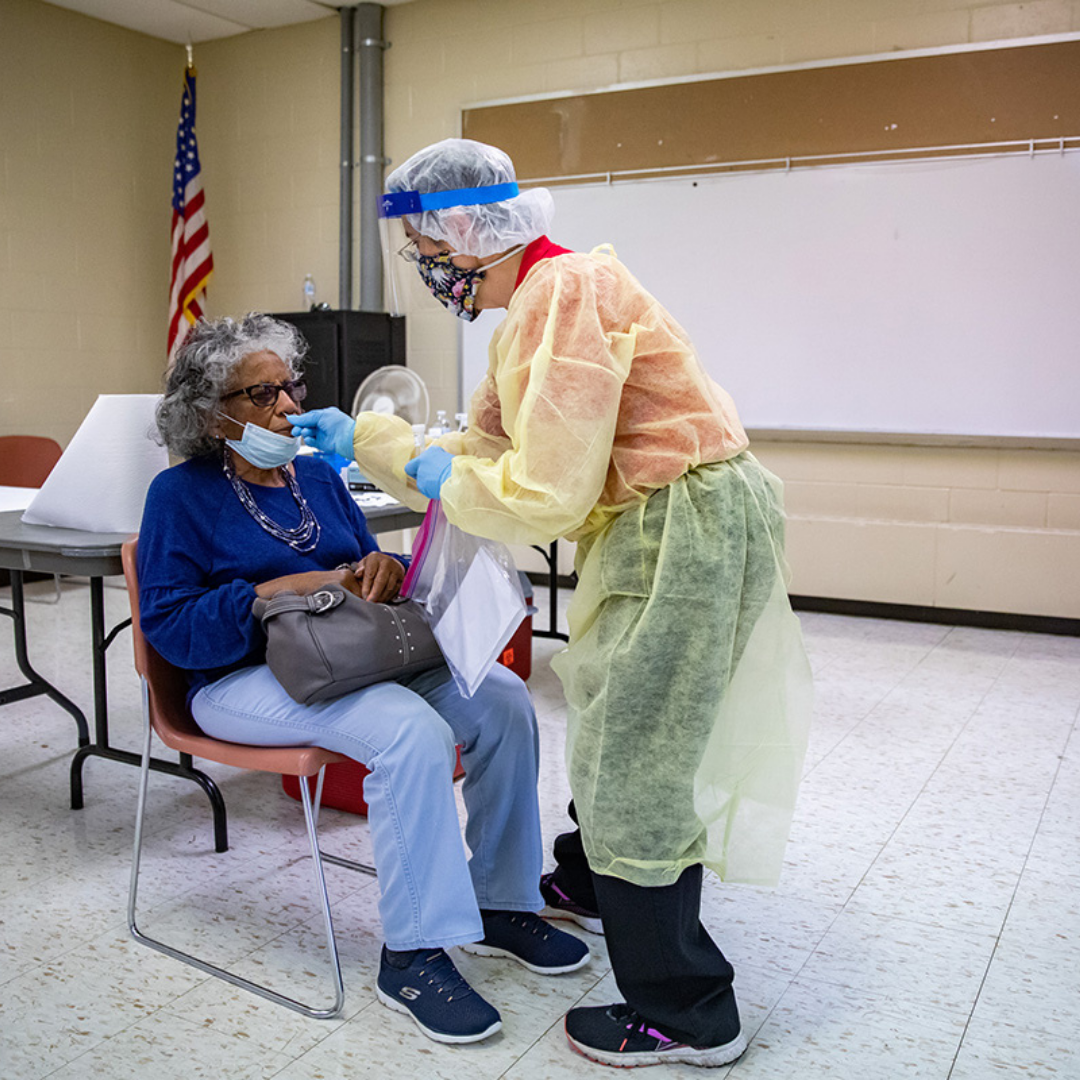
top-left (252, 587), bottom-right (445, 705)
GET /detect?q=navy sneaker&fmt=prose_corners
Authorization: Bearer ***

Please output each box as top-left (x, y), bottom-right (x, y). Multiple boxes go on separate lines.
top-left (565, 1002), bottom-right (747, 1068)
top-left (459, 910), bottom-right (590, 974)
top-left (376, 946), bottom-right (501, 1044)
top-left (540, 872), bottom-right (605, 935)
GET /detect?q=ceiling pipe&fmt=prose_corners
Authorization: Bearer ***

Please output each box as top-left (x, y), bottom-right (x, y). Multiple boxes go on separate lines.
top-left (355, 3), bottom-right (387, 312)
top-left (338, 5), bottom-right (355, 309)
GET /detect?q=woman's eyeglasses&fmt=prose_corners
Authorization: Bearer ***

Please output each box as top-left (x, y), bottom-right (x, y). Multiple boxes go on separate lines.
top-left (221, 379), bottom-right (307, 408)
top-left (397, 241), bottom-right (457, 264)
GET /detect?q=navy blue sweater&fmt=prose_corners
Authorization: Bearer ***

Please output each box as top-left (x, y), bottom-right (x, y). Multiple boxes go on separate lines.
top-left (137, 454), bottom-right (398, 696)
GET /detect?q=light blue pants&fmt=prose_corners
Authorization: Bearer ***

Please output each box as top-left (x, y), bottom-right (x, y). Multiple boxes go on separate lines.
top-left (191, 662), bottom-right (544, 950)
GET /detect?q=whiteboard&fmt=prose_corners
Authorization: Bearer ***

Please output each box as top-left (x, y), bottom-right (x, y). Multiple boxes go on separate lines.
top-left (461, 152), bottom-right (1080, 439)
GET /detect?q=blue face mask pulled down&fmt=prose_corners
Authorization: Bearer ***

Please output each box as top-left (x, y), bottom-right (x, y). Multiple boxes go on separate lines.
top-left (218, 412), bottom-right (301, 470)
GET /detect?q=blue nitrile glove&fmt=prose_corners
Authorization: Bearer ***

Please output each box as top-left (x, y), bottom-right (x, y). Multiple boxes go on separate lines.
top-left (290, 407), bottom-right (356, 462)
top-left (404, 445), bottom-right (454, 499)
top-left (313, 450), bottom-right (350, 472)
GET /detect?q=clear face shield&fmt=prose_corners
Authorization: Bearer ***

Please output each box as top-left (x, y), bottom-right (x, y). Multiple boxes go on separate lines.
top-left (379, 214), bottom-right (434, 318)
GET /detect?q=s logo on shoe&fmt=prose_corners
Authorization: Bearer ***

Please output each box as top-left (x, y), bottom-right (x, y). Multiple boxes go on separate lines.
top-left (399, 986), bottom-right (422, 1000)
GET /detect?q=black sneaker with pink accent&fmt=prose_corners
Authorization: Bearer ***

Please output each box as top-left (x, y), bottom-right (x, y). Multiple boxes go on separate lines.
top-left (539, 872), bottom-right (604, 935)
top-left (565, 1003), bottom-right (747, 1069)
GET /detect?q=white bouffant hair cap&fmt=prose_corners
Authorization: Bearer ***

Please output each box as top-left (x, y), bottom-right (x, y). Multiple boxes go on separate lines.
top-left (381, 138), bottom-right (554, 258)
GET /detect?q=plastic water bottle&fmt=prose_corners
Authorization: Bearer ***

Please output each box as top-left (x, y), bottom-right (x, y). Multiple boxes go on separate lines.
top-left (302, 274), bottom-right (316, 311)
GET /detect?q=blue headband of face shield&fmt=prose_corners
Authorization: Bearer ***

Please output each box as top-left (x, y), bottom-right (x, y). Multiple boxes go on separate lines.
top-left (378, 181), bottom-right (520, 219)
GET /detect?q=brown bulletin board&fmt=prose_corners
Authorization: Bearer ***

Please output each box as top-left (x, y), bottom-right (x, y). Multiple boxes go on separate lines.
top-left (462, 40), bottom-right (1080, 181)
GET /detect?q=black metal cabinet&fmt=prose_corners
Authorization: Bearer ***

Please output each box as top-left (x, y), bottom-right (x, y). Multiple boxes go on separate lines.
top-left (272, 310), bottom-right (406, 413)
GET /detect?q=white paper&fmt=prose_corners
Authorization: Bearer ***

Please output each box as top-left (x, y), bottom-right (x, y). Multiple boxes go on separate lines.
top-left (0, 486), bottom-right (38, 512)
top-left (22, 395), bottom-right (168, 533)
top-left (434, 546), bottom-right (526, 697)
top-left (352, 491), bottom-right (399, 509)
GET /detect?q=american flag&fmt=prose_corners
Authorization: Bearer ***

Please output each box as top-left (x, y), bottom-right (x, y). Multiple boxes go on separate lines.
top-left (167, 65), bottom-right (213, 363)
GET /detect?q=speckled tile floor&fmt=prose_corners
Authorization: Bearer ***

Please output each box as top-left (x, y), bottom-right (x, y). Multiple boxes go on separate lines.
top-left (1, 576), bottom-right (1078, 1079)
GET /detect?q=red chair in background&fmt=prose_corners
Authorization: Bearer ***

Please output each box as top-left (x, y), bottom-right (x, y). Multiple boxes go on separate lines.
top-left (0, 435), bottom-right (64, 602)
top-left (0, 434), bottom-right (62, 488)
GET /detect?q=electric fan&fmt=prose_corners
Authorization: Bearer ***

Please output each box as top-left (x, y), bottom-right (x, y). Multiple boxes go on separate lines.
top-left (351, 366), bottom-right (430, 427)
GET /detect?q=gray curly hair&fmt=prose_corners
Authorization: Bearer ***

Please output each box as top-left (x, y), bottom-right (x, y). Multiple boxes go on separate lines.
top-left (156, 313), bottom-right (308, 459)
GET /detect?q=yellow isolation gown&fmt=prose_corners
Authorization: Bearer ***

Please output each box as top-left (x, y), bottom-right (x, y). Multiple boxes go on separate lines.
top-left (350, 246), bottom-right (812, 888)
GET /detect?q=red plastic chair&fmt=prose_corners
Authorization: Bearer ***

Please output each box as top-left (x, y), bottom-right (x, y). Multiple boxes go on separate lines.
top-left (0, 435), bottom-right (64, 602)
top-left (121, 539), bottom-right (375, 1019)
top-left (0, 434), bottom-right (62, 487)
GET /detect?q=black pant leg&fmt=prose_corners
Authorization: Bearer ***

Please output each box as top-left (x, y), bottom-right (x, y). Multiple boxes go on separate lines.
top-left (549, 801), bottom-right (599, 911)
top-left (591, 864), bottom-right (740, 1047)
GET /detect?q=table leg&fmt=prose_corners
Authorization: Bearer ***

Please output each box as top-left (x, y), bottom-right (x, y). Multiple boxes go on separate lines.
top-left (90, 577), bottom-right (113, 744)
top-left (0, 569), bottom-right (90, 744)
top-left (530, 541), bottom-right (569, 642)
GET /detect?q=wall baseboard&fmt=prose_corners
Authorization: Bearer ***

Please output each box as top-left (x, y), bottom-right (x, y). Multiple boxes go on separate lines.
top-left (789, 595), bottom-right (1080, 637)
top-left (524, 575), bottom-right (1080, 636)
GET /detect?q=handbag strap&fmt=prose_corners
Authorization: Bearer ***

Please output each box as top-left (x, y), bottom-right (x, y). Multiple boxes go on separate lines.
top-left (253, 588), bottom-right (346, 622)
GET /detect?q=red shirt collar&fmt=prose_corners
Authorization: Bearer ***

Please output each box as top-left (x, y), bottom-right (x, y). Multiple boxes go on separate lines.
top-left (514, 235), bottom-right (573, 289)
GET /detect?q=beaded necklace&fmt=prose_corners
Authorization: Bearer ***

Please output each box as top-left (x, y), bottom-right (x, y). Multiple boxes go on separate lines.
top-left (222, 445), bottom-right (321, 553)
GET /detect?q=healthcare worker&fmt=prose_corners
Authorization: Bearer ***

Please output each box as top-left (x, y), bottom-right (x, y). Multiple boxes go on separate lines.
top-left (293, 138), bottom-right (812, 1070)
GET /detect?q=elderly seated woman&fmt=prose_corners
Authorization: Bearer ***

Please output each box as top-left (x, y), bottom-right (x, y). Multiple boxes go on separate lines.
top-left (138, 313), bottom-right (588, 1045)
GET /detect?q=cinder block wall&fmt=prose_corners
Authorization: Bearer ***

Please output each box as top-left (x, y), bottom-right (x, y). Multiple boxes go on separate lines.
top-left (0, 0), bottom-right (177, 444)
top-left (193, 18), bottom-right (342, 323)
top-left (381, 0), bottom-right (1080, 617)
top-left (755, 442), bottom-right (1080, 618)
top-left (6, 0), bottom-right (1077, 616)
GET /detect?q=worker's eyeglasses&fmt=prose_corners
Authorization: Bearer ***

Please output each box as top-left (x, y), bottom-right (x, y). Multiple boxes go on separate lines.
top-left (221, 379), bottom-right (307, 408)
top-left (397, 241), bottom-right (457, 264)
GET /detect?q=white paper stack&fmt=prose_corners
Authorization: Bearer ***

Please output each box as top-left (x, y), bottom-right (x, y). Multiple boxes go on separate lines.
top-left (22, 394), bottom-right (168, 534)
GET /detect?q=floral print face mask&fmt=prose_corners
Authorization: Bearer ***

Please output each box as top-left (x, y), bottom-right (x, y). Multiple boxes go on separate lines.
top-left (415, 245), bottom-right (526, 322)
top-left (416, 252), bottom-right (485, 321)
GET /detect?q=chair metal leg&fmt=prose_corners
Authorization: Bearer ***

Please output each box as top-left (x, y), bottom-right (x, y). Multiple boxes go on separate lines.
top-left (300, 769), bottom-right (377, 876)
top-left (298, 768), bottom-right (346, 1017)
top-left (128, 677), bottom-right (374, 1020)
top-left (22, 573), bottom-right (62, 605)
top-left (128, 678), bottom-right (155, 936)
